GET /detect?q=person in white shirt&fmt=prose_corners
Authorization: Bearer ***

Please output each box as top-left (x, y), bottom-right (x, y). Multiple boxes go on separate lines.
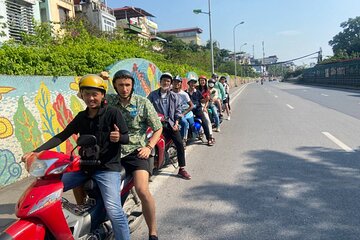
top-left (171, 75), bottom-right (195, 148)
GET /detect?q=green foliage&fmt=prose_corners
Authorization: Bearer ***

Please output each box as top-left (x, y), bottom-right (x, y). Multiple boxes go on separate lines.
top-left (329, 16), bottom-right (360, 56)
top-left (0, 19), bottom-right (228, 77)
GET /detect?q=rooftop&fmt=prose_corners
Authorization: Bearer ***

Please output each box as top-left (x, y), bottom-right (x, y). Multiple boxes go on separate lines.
top-left (159, 27), bottom-right (203, 34)
top-left (113, 6), bottom-right (155, 19)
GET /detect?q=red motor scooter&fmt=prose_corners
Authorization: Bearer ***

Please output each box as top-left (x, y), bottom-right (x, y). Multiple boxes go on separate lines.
top-left (0, 135), bottom-right (142, 240)
top-left (147, 114), bottom-right (178, 175)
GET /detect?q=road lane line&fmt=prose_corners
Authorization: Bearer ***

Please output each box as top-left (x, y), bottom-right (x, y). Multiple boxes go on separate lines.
top-left (322, 132), bottom-right (354, 152)
top-left (230, 84), bottom-right (248, 105)
top-left (274, 95), bottom-right (278, 98)
top-left (321, 94), bottom-right (329, 97)
top-left (286, 104), bottom-right (294, 109)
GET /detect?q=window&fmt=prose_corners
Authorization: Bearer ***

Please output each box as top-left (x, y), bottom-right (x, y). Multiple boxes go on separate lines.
top-left (58, 6), bottom-right (69, 24)
top-left (5, 0), bottom-right (34, 40)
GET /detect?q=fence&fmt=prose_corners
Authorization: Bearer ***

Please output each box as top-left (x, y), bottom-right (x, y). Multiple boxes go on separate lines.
top-left (301, 59), bottom-right (360, 87)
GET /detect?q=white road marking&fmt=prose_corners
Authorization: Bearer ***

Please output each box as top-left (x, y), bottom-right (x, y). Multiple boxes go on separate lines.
top-left (321, 94), bottom-right (329, 97)
top-left (286, 104), bottom-right (294, 109)
top-left (322, 132), bottom-right (354, 152)
top-left (230, 84), bottom-right (248, 105)
top-left (274, 95), bottom-right (278, 98)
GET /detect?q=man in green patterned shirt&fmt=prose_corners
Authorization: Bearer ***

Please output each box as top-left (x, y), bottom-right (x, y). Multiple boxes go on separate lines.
top-left (107, 70), bottom-right (162, 240)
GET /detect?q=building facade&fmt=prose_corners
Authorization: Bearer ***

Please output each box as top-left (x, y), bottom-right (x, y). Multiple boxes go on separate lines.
top-left (0, 0), bottom-right (41, 42)
top-left (74, 0), bottom-right (116, 32)
top-left (159, 27), bottom-right (203, 45)
top-left (113, 6), bottom-right (158, 40)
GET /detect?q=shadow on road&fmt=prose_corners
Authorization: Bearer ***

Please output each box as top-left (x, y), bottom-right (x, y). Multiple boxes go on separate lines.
top-left (159, 147), bottom-right (360, 240)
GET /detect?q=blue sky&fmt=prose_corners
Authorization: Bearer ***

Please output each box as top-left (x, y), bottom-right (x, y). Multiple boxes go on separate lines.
top-left (106, 0), bottom-right (360, 65)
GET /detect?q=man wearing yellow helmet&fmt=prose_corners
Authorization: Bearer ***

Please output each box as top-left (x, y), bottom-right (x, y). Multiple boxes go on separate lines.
top-left (22, 74), bottom-right (131, 240)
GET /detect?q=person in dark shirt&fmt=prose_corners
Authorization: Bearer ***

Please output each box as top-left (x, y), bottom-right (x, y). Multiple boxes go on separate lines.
top-left (21, 74), bottom-right (130, 240)
top-left (186, 77), bottom-right (215, 146)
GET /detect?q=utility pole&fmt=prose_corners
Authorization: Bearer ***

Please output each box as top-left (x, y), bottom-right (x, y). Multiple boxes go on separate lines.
top-left (262, 41), bottom-right (265, 78)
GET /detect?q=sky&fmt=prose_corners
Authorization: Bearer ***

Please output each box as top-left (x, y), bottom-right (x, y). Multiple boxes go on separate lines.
top-left (106, 0), bottom-right (360, 65)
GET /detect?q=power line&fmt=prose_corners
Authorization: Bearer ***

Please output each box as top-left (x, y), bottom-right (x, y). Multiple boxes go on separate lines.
top-left (244, 51), bottom-right (320, 67)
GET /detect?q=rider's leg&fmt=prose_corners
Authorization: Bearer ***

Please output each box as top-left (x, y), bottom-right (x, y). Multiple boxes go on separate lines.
top-left (193, 109), bottom-right (211, 141)
top-left (133, 169), bottom-right (157, 236)
top-left (62, 171), bottom-right (88, 192)
top-left (162, 127), bottom-right (185, 167)
top-left (209, 104), bottom-right (220, 128)
top-left (122, 153), bottom-right (157, 237)
top-left (179, 116), bottom-right (189, 140)
top-left (93, 170), bottom-right (130, 240)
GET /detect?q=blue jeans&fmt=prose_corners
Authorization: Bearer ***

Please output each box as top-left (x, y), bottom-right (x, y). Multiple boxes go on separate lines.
top-left (209, 104), bottom-right (220, 128)
top-left (62, 170), bottom-right (130, 240)
top-left (180, 112), bottom-right (195, 140)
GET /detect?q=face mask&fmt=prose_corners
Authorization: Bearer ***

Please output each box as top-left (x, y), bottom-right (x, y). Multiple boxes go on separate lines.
top-left (208, 83), bottom-right (215, 88)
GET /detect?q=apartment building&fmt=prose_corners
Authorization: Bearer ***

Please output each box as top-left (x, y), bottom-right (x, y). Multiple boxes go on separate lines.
top-left (74, 0), bottom-right (116, 32)
top-left (0, 0), bottom-right (41, 42)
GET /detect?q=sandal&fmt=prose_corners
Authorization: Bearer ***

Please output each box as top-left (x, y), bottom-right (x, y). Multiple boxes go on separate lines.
top-left (207, 137), bottom-right (215, 146)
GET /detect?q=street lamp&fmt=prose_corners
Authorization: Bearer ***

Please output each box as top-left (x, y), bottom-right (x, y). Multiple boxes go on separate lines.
top-left (239, 43), bottom-right (247, 82)
top-left (193, 0), bottom-right (214, 73)
top-left (233, 21), bottom-right (245, 87)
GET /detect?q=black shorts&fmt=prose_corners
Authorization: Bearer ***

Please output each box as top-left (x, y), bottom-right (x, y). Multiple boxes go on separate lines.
top-left (121, 150), bottom-right (151, 175)
top-left (223, 97), bottom-right (230, 104)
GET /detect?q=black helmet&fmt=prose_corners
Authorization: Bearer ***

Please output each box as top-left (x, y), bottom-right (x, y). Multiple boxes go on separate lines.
top-left (112, 69), bottom-right (135, 96)
top-left (208, 78), bottom-right (216, 84)
top-left (188, 77), bottom-right (197, 84)
top-left (173, 75), bottom-right (182, 82)
top-left (220, 76), bottom-right (226, 80)
top-left (212, 73), bottom-right (218, 78)
top-left (160, 72), bottom-right (173, 80)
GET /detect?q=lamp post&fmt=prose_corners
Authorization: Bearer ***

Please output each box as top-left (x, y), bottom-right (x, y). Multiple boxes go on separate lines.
top-left (233, 21), bottom-right (245, 87)
top-left (193, 0), bottom-right (214, 73)
top-left (239, 43), bottom-right (247, 83)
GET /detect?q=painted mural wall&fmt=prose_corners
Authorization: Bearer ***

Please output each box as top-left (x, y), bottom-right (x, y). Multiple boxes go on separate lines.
top-left (0, 58), bottom-right (169, 188)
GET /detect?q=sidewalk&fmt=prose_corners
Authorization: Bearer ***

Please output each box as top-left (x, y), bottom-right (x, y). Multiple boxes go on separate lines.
top-left (0, 83), bottom-right (247, 232)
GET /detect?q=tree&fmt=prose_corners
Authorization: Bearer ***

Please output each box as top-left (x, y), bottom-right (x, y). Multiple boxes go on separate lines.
top-left (329, 17), bottom-right (360, 55)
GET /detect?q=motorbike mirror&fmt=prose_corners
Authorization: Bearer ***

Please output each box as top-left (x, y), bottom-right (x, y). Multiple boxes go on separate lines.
top-left (77, 135), bottom-right (97, 146)
top-left (70, 135), bottom-right (97, 161)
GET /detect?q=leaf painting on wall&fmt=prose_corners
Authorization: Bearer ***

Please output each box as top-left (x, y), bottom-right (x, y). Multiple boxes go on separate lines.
top-left (13, 96), bottom-right (42, 153)
top-left (0, 149), bottom-right (22, 187)
top-left (147, 63), bottom-right (159, 90)
top-left (53, 94), bottom-right (77, 154)
top-left (70, 95), bottom-right (84, 116)
top-left (35, 82), bottom-right (64, 152)
top-left (133, 63), bottom-right (151, 95)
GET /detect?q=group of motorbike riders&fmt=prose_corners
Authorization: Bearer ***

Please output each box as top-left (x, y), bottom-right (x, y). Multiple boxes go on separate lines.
top-left (21, 69), bottom-right (231, 240)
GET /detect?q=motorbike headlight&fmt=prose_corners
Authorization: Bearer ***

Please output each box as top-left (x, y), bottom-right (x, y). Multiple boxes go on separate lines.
top-left (49, 164), bottom-right (69, 175)
top-left (29, 158), bottom-right (58, 177)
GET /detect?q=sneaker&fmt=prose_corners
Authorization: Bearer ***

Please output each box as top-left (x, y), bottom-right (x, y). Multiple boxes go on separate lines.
top-left (178, 168), bottom-right (191, 180)
top-left (149, 235), bottom-right (158, 240)
top-left (227, 115), bottom-right (231, 121)
top-left (214, 127), bottom-right (220, 132)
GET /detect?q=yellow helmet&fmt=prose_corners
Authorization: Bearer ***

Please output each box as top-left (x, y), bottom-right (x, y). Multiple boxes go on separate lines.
top-left (79, 74), bottom-right (108, 92)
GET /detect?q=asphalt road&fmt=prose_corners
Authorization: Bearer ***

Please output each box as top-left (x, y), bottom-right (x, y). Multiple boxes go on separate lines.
top-left (131, 82), bottom-right (360, 240)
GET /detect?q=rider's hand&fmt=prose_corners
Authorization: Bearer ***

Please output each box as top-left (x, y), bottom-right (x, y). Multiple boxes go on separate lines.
top-left (21, 152), bottom-right (34, 163)
top-left (172, 123), bottom-right (179, 132)
top-left (110, 124), bottom-right (120, 143)
top-left (137, 147), bottom-right (151, 159)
